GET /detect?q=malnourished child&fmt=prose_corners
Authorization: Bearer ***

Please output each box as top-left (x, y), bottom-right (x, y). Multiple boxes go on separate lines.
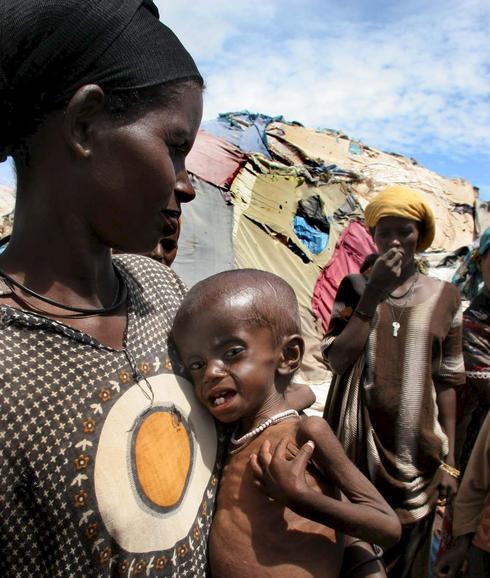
top-left (171, 269), bottom-right (400, 578)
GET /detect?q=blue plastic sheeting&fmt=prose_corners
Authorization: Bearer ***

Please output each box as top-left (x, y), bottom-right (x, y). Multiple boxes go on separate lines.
top-left (293, 215), bottom-right (328, 255)
top-left (348, 141), bottom-right (362, 155)
top-left (201, 111), bottom-right (281, 158)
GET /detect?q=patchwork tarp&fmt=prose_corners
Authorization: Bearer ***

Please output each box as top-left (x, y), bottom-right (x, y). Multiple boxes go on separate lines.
top-left (173, 175), bottom-right (234, 287)
top-left (201, 112), bottom-right (277, 158)
top-left (0, 185), bottom-right (14, 238)
top-left (229, 154), bottom-right (355, 267)
top-left (312, 221), bottom-right (377, 331)
top-left (229, 157), bottom-right (356, 383)
top-left (266, 122), bottom-right (476, 252)
top-left (185, 130), bottom-right (247, 189)
top-left (0, 185), bottom-right (14, 217)
top-left (173, 112), bottom-right (480, 406)
top-left (233, 211), bottom-right (329, 383)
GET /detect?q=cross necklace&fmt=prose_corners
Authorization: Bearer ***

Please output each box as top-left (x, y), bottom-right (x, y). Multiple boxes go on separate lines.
top-left (387, 271), bottom-right (419, 337)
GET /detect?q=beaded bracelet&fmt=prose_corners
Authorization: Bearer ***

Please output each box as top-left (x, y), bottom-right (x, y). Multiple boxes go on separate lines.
top-left (439, 462), bottom-right (460, 479)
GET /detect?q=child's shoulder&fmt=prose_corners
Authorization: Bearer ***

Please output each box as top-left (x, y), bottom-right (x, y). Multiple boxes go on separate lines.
top-left (296, 415), bottom-right (340, 455)
top-left (297, 415), bottom-right (332, 439)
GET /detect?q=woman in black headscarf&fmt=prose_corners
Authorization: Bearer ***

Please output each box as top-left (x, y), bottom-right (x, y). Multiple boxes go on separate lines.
top-left (0, 2), bottom-right (221, 576)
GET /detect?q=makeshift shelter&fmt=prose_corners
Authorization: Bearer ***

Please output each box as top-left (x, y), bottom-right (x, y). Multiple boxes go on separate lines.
top-left (175, 112), bottom-right (480, 414)
top-left (0, 185), bottom-right (14, 240)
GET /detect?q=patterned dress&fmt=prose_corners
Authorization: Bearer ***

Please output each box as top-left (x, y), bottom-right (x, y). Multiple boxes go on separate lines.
top-left (0, 254), bottom-right (222, 578)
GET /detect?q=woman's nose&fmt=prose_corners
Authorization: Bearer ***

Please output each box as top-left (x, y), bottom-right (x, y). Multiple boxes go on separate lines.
top-left (175, 167), bottom-right (196, 204)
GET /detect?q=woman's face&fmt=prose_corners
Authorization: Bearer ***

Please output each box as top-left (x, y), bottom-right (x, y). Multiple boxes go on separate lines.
top-left (86, 85), bottom-right (203, 253)
top-left (373, 216), bottom-right (420, 267)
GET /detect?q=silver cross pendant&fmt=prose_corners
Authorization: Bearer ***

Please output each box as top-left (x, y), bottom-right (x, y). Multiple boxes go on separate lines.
top-left (392, 321), bottom-right (400, 337)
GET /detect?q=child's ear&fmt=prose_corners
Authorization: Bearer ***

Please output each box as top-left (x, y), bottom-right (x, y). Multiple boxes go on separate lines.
top-left (277, 335), bottom-right (305, 376)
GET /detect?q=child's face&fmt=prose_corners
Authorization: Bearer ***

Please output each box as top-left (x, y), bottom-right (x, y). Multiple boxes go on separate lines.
top-left (173, 302), bottom-right (284, 423)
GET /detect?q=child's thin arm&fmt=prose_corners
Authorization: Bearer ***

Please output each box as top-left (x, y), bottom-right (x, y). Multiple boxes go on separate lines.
top-left (249, 416), bottom-right (401, 549)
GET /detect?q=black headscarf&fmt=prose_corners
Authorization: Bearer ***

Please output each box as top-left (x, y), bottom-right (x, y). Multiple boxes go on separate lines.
top-left (0, 0), bottom-right (202, 158)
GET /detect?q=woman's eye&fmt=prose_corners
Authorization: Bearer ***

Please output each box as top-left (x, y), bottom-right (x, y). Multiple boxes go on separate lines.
top-left (188, 360), bottom-right (204, 371)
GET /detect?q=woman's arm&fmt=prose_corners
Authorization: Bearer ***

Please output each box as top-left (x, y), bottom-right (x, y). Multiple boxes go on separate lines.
top-left (249, 416), bottom-right (401, 549)
top-left (434, 292), bottom-right (465, 499)
top-left (326, 283), bottom-right (383, 375)
top-left (326, 248), bottom-right (403, 375)
top-left (435, 385), bottom-right (458, 499)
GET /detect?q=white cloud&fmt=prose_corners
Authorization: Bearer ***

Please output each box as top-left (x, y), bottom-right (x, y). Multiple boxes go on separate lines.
top-left (158, 0), bottom-right (490, 161)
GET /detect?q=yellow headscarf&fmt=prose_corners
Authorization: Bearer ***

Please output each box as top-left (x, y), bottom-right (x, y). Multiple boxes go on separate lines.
top-left (364, 185), bottom-right (436, 252)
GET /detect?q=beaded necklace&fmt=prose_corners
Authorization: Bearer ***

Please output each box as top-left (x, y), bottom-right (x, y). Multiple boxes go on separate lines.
top-left (230, 409), bottom-right (300, 446)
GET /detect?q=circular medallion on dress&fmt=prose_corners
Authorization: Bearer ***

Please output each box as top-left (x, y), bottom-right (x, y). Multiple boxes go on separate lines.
top-left (94, 373), bottom-right (217, 553)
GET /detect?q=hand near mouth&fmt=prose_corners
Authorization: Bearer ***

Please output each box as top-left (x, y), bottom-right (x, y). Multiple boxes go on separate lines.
top-left (367, 248), bottom-right (409, 294)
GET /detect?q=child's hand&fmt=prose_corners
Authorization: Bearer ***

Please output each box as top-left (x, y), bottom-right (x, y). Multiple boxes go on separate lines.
top-left (249, 437), bottom-right (315, 503)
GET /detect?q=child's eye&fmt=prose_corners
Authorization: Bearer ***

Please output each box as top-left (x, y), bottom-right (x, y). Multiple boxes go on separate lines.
top-left (188, 360), bottom-right (204, 371)
top-left (224, 347), bottom-right (244, 360)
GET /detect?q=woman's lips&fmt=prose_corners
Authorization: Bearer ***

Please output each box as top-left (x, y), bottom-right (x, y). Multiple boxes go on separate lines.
top-left (160, 237), bottom-right (177, 251)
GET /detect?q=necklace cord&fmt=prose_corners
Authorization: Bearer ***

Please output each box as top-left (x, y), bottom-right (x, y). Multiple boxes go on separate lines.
top-left (0, 265), bottom-right (127, 315)
top-left (388, 270), bottom-right (420, 300)
top-left (388, 271), bottom-right (419, 333)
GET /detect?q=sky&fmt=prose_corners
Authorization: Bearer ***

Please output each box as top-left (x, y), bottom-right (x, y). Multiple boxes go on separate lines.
top-left (1, 0), bottom-right (488, 199)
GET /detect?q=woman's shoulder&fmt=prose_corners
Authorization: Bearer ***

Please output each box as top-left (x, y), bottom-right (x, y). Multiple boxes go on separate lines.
top-left (114, 253), bottom-right (172, 277)
top-left (113, 254), bottom-right (187, 299)
top-left (439, 278), bottom-right (462, 306)
top-left (424, 276), bottom-right (461, 304)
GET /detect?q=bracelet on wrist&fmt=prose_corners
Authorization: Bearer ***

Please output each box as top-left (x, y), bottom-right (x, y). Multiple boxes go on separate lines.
top-left (439, 461), bottom-right (460, 479)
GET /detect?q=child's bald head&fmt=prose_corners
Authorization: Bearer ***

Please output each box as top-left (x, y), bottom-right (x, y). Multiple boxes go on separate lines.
top-left (174, 269), bottom-right (301, 344)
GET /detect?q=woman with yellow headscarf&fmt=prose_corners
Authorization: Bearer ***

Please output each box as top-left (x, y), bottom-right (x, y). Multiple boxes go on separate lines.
top-left (322, 186), bottom-right (465, 578)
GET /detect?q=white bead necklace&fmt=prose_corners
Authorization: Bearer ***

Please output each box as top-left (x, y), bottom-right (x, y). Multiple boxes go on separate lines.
top-left (230, 409), bottom-right (300, 446)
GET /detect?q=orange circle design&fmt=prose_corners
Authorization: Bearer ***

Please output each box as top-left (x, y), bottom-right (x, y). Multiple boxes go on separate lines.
top-left (134, 411), bottom-right (192, 509)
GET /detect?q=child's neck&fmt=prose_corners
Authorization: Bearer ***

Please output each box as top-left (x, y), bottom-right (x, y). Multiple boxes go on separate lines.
top-left (237, 396), bottom-right (291, 437)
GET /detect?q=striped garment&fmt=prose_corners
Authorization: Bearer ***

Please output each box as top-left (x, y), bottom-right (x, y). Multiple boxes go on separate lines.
top-left (455, 286), bottom-right (490, 474)
top-left (463, 287), bottom-right (490, 386)
top-left (323, 274), bottom-right (465, 524)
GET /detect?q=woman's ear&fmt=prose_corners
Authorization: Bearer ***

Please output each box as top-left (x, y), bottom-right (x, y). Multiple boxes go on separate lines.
top-left (277, 335), bottom-right (305, 376)
top-left (63, 84), bottom-right (106, 159)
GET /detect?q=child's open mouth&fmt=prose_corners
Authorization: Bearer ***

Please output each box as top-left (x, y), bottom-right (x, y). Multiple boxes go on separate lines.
top-left (209, 390), bottom-right (237, 408)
